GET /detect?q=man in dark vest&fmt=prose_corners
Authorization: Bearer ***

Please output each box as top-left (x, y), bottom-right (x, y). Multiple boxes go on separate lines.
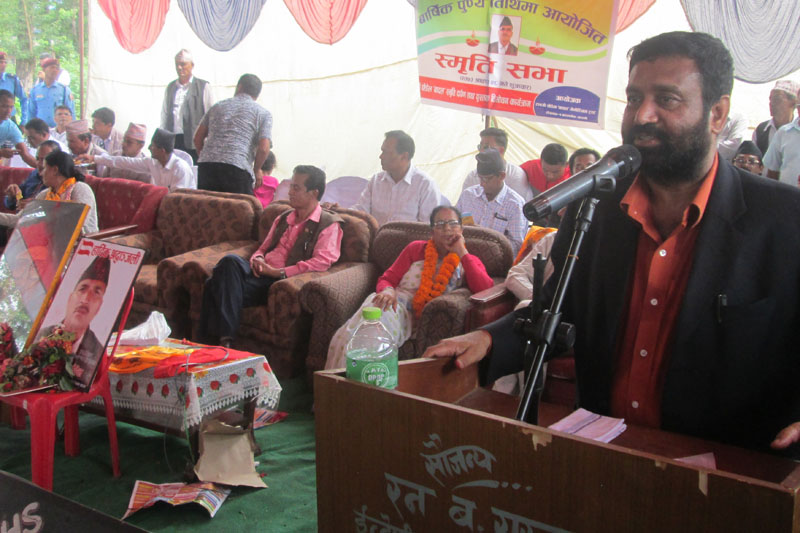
top-left (199, 165), bottom-right (344, 347)
top-left (160, 49), bottom-right (213, 163)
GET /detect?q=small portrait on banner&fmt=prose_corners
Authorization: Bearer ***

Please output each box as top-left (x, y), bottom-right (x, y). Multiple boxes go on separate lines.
top-left (488, 14), bottom-right (521, 56)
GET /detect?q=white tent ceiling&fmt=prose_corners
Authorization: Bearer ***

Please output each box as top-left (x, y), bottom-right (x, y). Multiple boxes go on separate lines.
top-left (87, 0), bottom-right (797, 202)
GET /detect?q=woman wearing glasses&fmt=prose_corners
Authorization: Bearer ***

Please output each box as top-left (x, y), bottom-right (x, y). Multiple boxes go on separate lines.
top-left (325, 205), bottom-right (493, 369)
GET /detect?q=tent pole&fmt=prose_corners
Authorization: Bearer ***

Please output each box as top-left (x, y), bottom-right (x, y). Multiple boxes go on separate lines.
top-left (79, 0), bottom-right (85, 119)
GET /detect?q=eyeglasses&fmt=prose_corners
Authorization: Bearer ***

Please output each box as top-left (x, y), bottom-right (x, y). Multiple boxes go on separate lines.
top-left (733, 156), bottom-right (761, 166)
top-left (477, 173), bottom-right (499, 182)
top-left (432, 220), bottom-right (461, 229)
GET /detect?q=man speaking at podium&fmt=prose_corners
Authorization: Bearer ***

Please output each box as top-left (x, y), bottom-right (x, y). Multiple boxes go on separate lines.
top-left (425, 31), bottom-right (800, 456)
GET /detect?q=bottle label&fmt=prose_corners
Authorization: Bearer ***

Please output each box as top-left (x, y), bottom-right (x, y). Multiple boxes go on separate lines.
top-left (346, 358), bottom-right (398, 389)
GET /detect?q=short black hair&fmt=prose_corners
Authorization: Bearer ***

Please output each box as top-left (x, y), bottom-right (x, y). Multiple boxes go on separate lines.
top-left (541, 143), bottom-right (568, 165)
top-left (0, 89), bottom-right (12, 102)
top-left (261, 151), bottom-right (276, 173)
top-left (429, 205), bottom-right (462, 226)
top-left (294, 165), bottom-right (326, 200)
top-left (385, 130), bottom-right (415, 159)
top-left (628, 31), bottom-right (734, 113)
top-left (91, 107), bottom-right (115, 126)
top-left (480, 127), bottom-right (508, 150)
top-left (568, 147), bottom-right (601, 173)
top-left (39, 140), bottom-right (61, 152)
top-left (25, 118), bottom-right (50, 135)
top-left (55, 104), bottom-right (72, 115)
top-left (237, 74), bottom-right (262, 99)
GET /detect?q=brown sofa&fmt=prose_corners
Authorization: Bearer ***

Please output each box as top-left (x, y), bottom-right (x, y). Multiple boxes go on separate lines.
top-left (299, 221), bottom-right (514, 378)
top-left (165, 201), bottom-right (378, 378)
top-left (83, 175), bottom-right (168, 235)
top-left (108, 191), bottom-right (262, 328)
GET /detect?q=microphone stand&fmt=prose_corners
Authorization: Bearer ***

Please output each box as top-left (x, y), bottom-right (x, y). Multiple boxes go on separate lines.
top-left (514, 196), bottom-right (601, 425)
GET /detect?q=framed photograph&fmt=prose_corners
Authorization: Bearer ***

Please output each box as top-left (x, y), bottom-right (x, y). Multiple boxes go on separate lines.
top-left (0, 200), bottom-right (88, 352)
top-left (35, 238), bottom-right (144, 391)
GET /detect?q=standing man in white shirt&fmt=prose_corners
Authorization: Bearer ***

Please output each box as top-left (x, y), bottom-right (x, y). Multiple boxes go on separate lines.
top-left (461, 127), bottom-right (532, 201)
top-left (353, 130), bottom-right (441, 226)
top-left (764, 87), bottom-right (800, 188)
top-left (79, 128), bottom-right (195, 191)
top-left (160, 49), bottom-right (213, 163)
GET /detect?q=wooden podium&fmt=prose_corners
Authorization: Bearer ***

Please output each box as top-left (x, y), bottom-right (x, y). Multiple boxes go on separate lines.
top-left (315, 358), bottom-right (800, 532)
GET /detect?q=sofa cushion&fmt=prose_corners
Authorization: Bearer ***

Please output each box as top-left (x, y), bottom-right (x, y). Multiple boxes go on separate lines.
top-left (133, 265), bottom-right (159, 306)
top-left (84, 175), bottom-right (168, 233)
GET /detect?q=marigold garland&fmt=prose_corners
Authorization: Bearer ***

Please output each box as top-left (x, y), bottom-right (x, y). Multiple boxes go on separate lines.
top-left (45, 177), bottom-right (76, 201)
top-left (412, 240), bottom-right (460, 319)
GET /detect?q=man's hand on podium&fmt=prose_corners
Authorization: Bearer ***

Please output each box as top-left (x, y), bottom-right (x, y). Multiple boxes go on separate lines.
top-left (422, 330), bottom-right (492, 370)
top-left (771, 421), bottom-right (800, 450)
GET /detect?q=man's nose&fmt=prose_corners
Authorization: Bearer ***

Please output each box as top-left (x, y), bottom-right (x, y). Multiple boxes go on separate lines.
top-left (634, 97), bottom-right (659, 124)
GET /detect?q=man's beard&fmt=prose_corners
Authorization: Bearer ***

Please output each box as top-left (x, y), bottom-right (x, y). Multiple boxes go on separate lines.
top-left (622, 116), bottom-right (712, 187)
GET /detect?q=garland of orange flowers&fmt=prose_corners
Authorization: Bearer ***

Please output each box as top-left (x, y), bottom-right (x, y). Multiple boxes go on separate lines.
top-left (45, 177), bottom-right (77, 201)
top-left (412, 240), bottom-right (460, 319)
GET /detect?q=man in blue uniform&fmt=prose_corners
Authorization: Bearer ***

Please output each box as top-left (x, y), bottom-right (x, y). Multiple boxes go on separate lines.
top-left (28, 57), bottom-right (73, 127)
top-left (0, 51), bottom-right (27, 126)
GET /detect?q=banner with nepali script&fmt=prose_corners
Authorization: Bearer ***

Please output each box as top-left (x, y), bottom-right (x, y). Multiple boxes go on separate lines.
top-left (416, 0), bottom-right (619, 128)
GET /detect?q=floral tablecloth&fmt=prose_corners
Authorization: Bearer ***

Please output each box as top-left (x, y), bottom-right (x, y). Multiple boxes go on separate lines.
top-left (90, 346), bottom-right (281, 431)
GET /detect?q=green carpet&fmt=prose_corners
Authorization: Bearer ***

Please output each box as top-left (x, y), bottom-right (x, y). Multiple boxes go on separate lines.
top-left (0, 377), bottom-right (317, 532)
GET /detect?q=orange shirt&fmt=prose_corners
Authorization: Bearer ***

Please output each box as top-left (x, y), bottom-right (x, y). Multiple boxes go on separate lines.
top-left (611, 155), bottom-right (719, 427)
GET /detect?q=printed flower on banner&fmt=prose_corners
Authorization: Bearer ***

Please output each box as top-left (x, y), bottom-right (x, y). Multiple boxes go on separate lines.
top-left (229, 373), bottom-right (240, 384)
top-left (262, 362), bottom-right (272, 373)
top-left (131, 381), bottom-right (139, 395)
top-left (246, 368), bottom-right (255, 378)
top-left (185, 396), bottom-right (190, 408)
top-left (197, 386), bottom-right (203, 398)
top-left (161, 384), bottom-right (169, 398)
top-left (116, 380), bottom-right (124, 393)
top-left (146, 383), bottom-right (154, 396)
top-left (210, 380), bottom-right (221, 391)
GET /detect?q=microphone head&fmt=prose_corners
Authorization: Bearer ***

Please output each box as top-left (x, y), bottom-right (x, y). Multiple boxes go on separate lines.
top-left (605, 144), bottom-right (641, 179)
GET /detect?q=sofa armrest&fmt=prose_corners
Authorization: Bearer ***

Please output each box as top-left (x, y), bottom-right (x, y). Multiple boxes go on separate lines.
top-left (413, 288), bottom-right (472, 357)
top-left (300, 262), bottom-right (380, 375)
top-left (465, 280), bottom-right (518, 331)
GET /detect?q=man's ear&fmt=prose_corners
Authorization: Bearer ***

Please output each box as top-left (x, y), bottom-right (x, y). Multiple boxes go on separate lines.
top-left (709, 95), bottom-right (730, 136)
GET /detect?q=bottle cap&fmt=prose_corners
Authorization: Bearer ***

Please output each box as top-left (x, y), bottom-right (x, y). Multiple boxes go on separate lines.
top-left (362, 307), bottom-right (382, 320)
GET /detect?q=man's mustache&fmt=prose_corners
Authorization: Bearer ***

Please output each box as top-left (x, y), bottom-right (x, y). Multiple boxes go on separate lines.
top-left (625, 123), bottom-right (669, 144)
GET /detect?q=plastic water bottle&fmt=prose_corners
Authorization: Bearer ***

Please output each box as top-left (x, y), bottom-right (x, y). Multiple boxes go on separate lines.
top-left (345, 307), bottom-right (398, 389)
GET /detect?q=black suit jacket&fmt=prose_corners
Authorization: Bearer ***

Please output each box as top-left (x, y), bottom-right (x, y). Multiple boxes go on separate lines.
top-left (488, 42), bottom-right (518, 56)
top-left (487, 159), bottom-right (800, 453)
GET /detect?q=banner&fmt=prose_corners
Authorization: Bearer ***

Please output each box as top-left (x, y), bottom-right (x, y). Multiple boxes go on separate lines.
top-left (415, 0), bottom-right (619, 129)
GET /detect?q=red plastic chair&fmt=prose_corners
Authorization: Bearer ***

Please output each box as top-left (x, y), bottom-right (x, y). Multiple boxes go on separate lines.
top-left (2, 289), bottom-right (134, 491)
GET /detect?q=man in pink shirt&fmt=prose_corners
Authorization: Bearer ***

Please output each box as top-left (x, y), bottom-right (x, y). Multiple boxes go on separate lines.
top-left (199, 165), bottom-right (344, 346)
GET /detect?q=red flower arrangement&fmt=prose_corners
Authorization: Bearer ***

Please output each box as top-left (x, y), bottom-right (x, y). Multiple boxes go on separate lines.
top-left (0, 325), bottom-right (77, 393)
top-left (0, 322), bottom-right (16, 363)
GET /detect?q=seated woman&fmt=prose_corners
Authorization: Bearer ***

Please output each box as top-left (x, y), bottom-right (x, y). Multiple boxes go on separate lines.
top-left (0, 150), bottom-right (98, 234)
top-left (325, 205), bottom-right (494, 369)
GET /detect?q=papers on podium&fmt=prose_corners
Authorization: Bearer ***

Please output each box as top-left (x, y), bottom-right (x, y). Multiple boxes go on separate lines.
top-left (548, 407), bottom-right (627, 443)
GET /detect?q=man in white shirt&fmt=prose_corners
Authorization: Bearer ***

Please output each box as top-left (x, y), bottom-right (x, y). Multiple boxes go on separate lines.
top-left (753, 80), bottom-right (799, 155)
top-left (764, 89), bottom-right (800, 187)
top-left (461, 127), bottom-right (532, 201)
top-left (457, 148), bottom-right (526, 255)
top-left (79, 128), bottom-right (195, 191)
top-left (353, 130), bottom-right (441, 226)
top-left (90, 107), bottom-right (123, 155)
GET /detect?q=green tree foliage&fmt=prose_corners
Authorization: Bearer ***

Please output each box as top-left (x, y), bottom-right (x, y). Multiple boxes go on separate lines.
top-left (0, 0), bottom-right (87, 116)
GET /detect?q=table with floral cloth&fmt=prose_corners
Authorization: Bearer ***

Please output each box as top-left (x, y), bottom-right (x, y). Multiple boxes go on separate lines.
top-left (89, 341), bottom-right (281, 433)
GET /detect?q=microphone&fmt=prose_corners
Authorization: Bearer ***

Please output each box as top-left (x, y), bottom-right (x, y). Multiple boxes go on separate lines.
top-left (523, 144), bottom-right (641, 221)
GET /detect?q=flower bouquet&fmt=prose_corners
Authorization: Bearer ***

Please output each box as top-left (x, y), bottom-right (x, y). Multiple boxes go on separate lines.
top-left (0, 322), bottom-right (16, 363)
top-left (0, 325), bottom-right (77, 395)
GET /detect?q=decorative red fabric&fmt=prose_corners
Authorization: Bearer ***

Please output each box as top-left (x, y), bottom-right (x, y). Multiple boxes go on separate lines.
top-left (98, 0), bottom-right (171, 54)
top-left (284, 0), bottom-right (369, 45)
top-left (615, 0), bottom-right (655, 33)
top-left (153, 347), bottom-right (255, 378)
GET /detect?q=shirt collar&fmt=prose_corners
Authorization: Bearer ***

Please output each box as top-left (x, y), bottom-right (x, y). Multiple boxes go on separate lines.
top-left (177, 77), bottom-right (193, 89)
top-left (482, 182), bottom-right (508, 204)
top-left (789, 116), bottom-right (800, 131)
top-left (380, 165), bottom-right (415, 185)
top-left (620, 153), bottom-right (719, 237)
top-left (287, 203), bottom-right (322, 225)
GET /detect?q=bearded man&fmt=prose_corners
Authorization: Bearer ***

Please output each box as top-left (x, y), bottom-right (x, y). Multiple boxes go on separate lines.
top-left (424, 31), bottom-right (800, 457)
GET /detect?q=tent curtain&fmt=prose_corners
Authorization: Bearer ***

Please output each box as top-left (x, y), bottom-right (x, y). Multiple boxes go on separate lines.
top-left (97, 0), bottom-right (170, 54)
top-left (615, 0), bottom-right (656, 32)
top-left (284, 0), bottom-right (369, 45)
top-left (176, 0), bottom-right (268, 51)
top-left (681, 0), bottom-right (800, 83)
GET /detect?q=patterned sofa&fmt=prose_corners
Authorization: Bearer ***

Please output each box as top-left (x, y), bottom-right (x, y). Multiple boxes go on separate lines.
top-left (108, 191), bottom-right (262, 329)
top-left (166, 201), bottom-right (379, 379)
top-left (84, 175), bottom-right (167, 235)
top-left (299, 221), bottom-right (514, 378)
